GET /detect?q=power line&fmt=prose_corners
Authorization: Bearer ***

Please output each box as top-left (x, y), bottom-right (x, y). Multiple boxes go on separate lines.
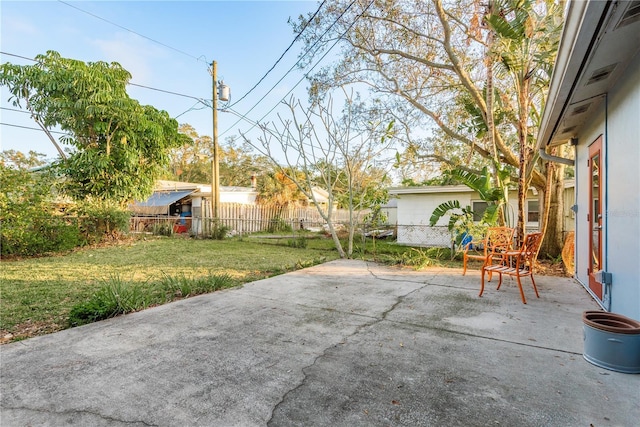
top-left (222, 0), bottom-right (374, 138)
top-left (0, 51), bottom-right (35, 62)
top-left (57, 0), bottom-right (208, 65)
top-left (0, 122), bottom-right (68, 135)
top-left (228, 0), bottom-right (328, 108)
top-left (1, 107), bottom-right (32, 114)
top-left (1, 51), bottom-right (210, 108)
top-left (175, 101), bottom-right (208, 120)
top-left (128, 83), bottom-right (207, 102)
top-left (220, 0), bottom-right (359, 137)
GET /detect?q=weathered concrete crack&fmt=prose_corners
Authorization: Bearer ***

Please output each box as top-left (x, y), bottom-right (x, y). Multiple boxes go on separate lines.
top-left (266, 310), bottom-right (382, 426)
top-left (266, 265), bottom-right (431, 425)
top-left (0, 405), bottom-right (158, 426)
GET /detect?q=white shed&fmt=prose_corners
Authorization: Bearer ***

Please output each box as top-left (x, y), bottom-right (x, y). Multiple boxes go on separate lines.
top-left (388, 185), bottom-right (550, 247)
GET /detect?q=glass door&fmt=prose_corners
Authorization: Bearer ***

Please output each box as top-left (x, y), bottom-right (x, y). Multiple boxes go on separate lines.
top-left (588, 136), bottom-right (603, 300)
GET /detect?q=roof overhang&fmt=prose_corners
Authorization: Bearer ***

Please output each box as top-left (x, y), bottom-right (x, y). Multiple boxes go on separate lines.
top-left (537, 0), bottom-right (640, 149)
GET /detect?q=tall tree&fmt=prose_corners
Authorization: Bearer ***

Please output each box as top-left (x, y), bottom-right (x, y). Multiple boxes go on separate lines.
top-left (0, 150), bottom-right (47, 169)
top-left (219, 136), bottom-right (272, 187)
top-left (241, 94), bottom-right (394, 258)
top-left (0, 50), bottom-right (188, 204)
top-left (293, 0), bottom-right (565, 254)
top-left (166, 123), bottom-right (212, 183)
top-left (166, 126), bottom-right (272, 187)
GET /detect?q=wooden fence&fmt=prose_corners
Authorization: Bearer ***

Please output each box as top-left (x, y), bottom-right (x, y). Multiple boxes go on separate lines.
top-left (130, 203), bottom-right (366, 236)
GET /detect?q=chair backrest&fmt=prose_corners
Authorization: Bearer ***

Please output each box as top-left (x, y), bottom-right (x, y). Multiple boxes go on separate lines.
top-left (485, 227), bottom-right (515, 252)
top-left (520, 232), bottom-right (543, 264)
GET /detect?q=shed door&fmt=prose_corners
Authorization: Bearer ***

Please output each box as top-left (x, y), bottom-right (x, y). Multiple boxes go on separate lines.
top-left (588, 136), bottom-right (603, 300)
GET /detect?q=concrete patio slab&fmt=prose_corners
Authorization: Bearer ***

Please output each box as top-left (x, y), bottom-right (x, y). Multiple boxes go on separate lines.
top-left (1, 260), bottom-right (638, 426)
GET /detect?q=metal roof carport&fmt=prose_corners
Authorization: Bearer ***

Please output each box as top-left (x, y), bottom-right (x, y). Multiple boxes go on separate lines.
top-left (130, 190), bottom-right (194, 215)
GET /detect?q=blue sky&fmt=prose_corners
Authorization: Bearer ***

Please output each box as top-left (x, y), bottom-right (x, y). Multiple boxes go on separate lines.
top-left (1, 0), bottom-right (322, 161)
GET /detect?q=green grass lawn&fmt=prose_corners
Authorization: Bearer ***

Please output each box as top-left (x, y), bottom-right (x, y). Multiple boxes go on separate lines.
top-left (0, 234), bottom-right (460, 343)
top-left (0, 235), bottom-right (343, 341)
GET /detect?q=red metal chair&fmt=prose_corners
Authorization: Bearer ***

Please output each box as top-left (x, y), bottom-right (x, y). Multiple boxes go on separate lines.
top-left (463, 227), bottom-right (515, 276)
top-left (480, 232), bottom-right (543, 304)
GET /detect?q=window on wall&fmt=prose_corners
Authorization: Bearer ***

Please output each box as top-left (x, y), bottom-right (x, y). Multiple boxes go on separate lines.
top-left (527, 200), bottom-right (539, 223)
top-left (472, 201), bottom-right (488, 222)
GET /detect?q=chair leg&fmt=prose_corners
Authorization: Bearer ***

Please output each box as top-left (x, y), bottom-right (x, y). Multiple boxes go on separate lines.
top-left (463, 255), bottom-right (467, 276)
top-left (516, 274), bottom-right (527, 304)
top-left (479, 268), bottom-right (486, 297)
top-left (495, 272), bottom-right (504, 290)
top-left (530, 274), bottom-right (540, 298)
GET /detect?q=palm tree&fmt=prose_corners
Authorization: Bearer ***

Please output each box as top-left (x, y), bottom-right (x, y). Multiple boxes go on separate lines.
top-left (484, 0), bottom-right (563, 245)
top-left (429, 166), bottom-right (509, 246)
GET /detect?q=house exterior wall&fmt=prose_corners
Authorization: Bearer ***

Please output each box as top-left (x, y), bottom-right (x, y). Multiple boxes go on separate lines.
top-left (219, 192), bottom-right (257, 204)
top-left (391, 187), bottom-right (545, 246)
top-left (574, 52), bottom-right (640, 319)
top-left (395, 191), bottom-right (470, 246)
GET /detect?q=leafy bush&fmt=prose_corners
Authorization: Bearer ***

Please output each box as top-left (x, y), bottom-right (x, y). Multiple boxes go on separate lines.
top-left (73, 199), bottom-right (131, 243)
top-left (152, 222), bottom-right (174, 237)
top-left (0, 163), bottom-right (84, 256)
top-left (267, 217), bottom-right (292, 233)
top-left (68, 277), bottom-right (147, 326)
top-left (203, 222), bottom-right (230, 240)
top-left (287, 235), bottom-right (308, 249)
top-left (68, 273), bottom-right (236, 327)
top-left (0, 162), bottom-right (131, 256)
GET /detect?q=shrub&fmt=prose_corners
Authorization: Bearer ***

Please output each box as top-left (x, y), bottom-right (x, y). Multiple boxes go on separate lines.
top-left (156, 273), bottom-right (234, 300)
top-left (68, 273), bottom-right (236, 327)
top-left (0, 164), bottom-right (84, 256)
top-left (267, 217), bottom-right (292, 233)
top-left (152, 222), bottom-right (174, 237)
top-left (68, 276), bottom-right (147, 327)
top-left (74, 199), bottom-right (131, 243)
top-left (203, 222), bottom-right (230, 240)
top-left (287, 235), bottom-right (308, 249)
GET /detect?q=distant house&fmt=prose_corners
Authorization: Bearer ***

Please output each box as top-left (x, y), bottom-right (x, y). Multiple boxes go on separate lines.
top-left (535, 1), bottom-right (640, 320)
top-left (129, 180), bottom-right (258, 233)
top-left (130, 180), bottom-right (258, 215)
top-left (388, 183), bottom-right (575, 247)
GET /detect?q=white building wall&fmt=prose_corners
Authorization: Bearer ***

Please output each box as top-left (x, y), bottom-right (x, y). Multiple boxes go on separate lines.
top-left (604, 53), bottom-right (640, 319)
top-left (220, 192), bottom-right (257, 204)
top-left (574, 53), bottom-right (640, 320)
top-left (395, 192), bottom-right (470, 246)
top-left (393, 188), bottom-right (540, 246)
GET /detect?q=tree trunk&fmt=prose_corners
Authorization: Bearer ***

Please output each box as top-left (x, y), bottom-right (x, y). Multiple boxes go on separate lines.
top-left (515, 79), bottom-right (529, 247)
top-left (538, 146), bottom-right (566, 258)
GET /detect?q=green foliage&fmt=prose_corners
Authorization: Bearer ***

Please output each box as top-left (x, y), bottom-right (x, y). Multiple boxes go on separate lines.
top-left (267, 217), bottom-right (292, 233)
top-left (0, 158), bottom-right (132, 256)
top-left (287, 235), bottom-right (309, 249)
top-left (429, 166), bottom-right (509, 234)
top-left (0, 50), bottom-right (189, 204)
top-left (152, 222), bottom-right (175, 237)
top-left (0, 162), bottom-right (81, 256)
top-left (1, 150), bottom-right (48, 169)
top-left (396, 248), bottom-right (436, 269)
top-left (156, 272), bottom-right (234, 300)
top-left (68, 276), bottom-right (146, 327)
top-left (68, 273), bottom-right (235, 327)
top-left (200, 222), bottom-right (230, 240)
top-left (73, 199), bottom-right (131, 242)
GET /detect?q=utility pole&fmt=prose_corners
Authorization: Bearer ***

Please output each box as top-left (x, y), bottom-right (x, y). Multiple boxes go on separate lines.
top-left (211, 61), bottom-right (220, 222)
